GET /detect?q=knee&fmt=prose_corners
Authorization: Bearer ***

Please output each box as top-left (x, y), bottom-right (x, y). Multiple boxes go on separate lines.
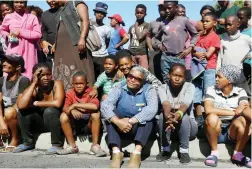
top-left (232, 116), bottom-right (248, 130)
top-left (205, 114), bottom-right (221, 128)
top-left (91, 112), bottom-right (100, 120)
top-left (4, 107), bottom-right (17, 121)
top-left (43, 107), bottom-right (60, 118)
top-left (60, 113), bottom-right (70, 124)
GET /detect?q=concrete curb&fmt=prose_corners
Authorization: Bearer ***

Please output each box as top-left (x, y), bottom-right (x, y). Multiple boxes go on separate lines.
top-left (35, 133), bottom-right (251, 160)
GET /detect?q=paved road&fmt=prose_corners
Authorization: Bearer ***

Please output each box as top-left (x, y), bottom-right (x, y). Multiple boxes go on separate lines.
top-left (0, 150), bottom-right (241, 168)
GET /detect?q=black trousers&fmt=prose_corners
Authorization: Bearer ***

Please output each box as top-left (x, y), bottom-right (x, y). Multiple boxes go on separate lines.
top-left (107, 121), bottom-right (153, 149)
top-left (93, 57), bottom-right (105, 80)
top-left (18, 107), bottom-right (64, 147)
top-left (148, 50), bottom-right (163, 82)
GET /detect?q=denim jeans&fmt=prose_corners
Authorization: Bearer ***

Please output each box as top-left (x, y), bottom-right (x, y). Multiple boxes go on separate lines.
top-left (193, 69), bottom-right (216, 103)
top-left (161, 53), bottom-right (185, 83)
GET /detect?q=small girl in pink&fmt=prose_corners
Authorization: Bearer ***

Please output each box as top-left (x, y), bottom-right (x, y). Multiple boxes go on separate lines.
top-left (0, 0), bottom-right (42, 79)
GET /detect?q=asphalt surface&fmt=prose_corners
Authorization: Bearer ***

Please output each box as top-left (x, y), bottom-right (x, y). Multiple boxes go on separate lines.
top-left (0, 150), bottom-right (242, 168)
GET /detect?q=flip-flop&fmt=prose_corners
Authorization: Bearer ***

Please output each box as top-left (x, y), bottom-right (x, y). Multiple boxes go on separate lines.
top-left (0, 146), bottom-right (16, 153)
top-left (232, 156), bottom-right (252, 168)
top-left (205, 155), bottom-right (218, 167)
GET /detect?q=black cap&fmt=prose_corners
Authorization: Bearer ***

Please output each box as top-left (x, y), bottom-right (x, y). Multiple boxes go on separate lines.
top-left (3, 54), bottom-right (25, 70)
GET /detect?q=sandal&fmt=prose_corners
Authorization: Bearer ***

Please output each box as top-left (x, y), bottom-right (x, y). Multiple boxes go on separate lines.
top-left (0, 146), bottom-right (16, 153)
top-left (205, 155), bottom-right (218, 167)
top-left (232, 156), bottom-right (252, 168)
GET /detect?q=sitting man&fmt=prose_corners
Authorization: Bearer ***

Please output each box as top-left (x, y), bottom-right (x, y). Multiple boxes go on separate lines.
top-left (204, 65), bottom-right (251, 168)
top-left (0, 54), bottom-right (30, 152)
top-left (101, 66), bottom-right (158, 168)
top-left (15, 63), bottom-right (65, 154)
top-left (58, 71), bottom-right (106, 157)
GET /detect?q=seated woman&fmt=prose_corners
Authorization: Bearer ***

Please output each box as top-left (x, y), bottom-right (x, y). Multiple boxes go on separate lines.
top-left (204, 65), bottom-right (251, 168)
top-left (14, 63), bottom-right (65, 154)
top-left (101, 66), bottom-right (158, 168)
top-left (0, 54), bottom-right (29, 152)
top-left (157, 63), bottom-right (198, 164)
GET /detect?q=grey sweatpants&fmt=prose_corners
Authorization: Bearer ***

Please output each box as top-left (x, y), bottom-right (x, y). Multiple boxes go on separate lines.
top-left (159, 113), bottom-right (198, 153)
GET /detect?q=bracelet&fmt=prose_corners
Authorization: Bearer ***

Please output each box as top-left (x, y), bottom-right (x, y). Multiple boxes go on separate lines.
top-left (175, 110), bottom-right (184, 120)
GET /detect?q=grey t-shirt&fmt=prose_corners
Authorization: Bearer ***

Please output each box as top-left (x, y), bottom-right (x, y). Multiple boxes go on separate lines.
top-left (128, 22), bottom-right (149, 55)
top-left (158, 82), bottom-right (195, 119)
top-left (157, 16), bottom-right (198, 55)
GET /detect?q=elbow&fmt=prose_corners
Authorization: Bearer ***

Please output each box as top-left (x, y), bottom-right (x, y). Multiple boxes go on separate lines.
top-left (53, 101), bottom-right (63, 109)
top-left (17, 101), bottom-right (27, 110)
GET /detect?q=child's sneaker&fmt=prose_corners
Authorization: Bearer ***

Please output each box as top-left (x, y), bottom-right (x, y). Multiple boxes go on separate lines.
top-left (57, 146), bottom-right (79, 155)
top-left (179, 153), bottom-right (191, 164)
top-left (90, 144), bottom-right (107, 157)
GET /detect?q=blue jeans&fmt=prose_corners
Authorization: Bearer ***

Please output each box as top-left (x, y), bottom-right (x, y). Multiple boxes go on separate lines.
top-left (193, 69), bottom-right (216, 103)
top-left (161, 53), bottom-right (185, 83)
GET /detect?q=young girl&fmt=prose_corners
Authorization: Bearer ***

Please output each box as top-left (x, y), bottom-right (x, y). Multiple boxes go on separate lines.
top-left (0, 0), bottom-right (42, 79)
top-left (158, 63), bottom-right (198, 164)
top-left (107, 14), bottom-right (129, 55)
top-left (14, 63), bottom-right (65, 154)
top-left (90, 55), bottom-right (124, 100)
top-left (192, 13), bottom-right (220, 125)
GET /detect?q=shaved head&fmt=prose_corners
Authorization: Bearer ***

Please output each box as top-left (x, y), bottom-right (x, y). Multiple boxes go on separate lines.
top-left (225, 15), bottom-right (240, 35)
top-left (226, 15), bottom-right (239, 23)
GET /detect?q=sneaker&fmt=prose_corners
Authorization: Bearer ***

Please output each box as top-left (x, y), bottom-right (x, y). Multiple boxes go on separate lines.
top-left (57, 146), bottom-right (79, 155)
top-left (45, 146), bottom-right (63, 155)
top-left (156, 151), bottom-right (171, 162)
top-left (179, 153), bottom-right (191, 164)
top-left (90, 145), bottom-right (107, 157)
top-left (12, 144), bottom-right (35, 153)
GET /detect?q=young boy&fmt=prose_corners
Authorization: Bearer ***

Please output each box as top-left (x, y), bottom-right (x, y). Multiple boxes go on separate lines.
top-left (0, 54), bottom-right (29, 152)
top-left (217, 15), bottom-right (251, 70)
top-left (128, 4), bottom-right (149, 69)
top-left (90, 55), bottom-right (124, 100)
top-left (192, 13), bottom-right (220, 125)
top-left (238, 7), bottom-right (251, 37)
top-left (58, 71), bottom-right (106, 157)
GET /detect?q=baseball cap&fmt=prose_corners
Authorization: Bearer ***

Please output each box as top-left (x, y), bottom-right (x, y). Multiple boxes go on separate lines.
top-left (3, 54), bottom-right (25, 71)
top-left (108, 14), bottom-right (125, 26)
top-left (93, 2), bottom-right (108, 14)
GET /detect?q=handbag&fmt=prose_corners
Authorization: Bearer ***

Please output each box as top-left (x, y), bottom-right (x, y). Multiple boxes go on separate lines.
top-left (72, 1), bottom-right (102, 52)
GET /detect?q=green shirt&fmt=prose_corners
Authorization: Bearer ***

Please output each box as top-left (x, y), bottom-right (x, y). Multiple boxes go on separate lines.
top-left (216, 5), bottom-right (240, 37)
top-left (94, 72), bottom-right (125, 95)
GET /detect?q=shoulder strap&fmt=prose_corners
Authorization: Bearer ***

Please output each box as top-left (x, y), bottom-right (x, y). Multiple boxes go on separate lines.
top-left (2, 76), bottom-right (7, 93)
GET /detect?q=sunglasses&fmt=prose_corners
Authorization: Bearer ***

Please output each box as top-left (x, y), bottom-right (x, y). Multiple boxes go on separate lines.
top-left (127, 74), bottom-right (143, 83)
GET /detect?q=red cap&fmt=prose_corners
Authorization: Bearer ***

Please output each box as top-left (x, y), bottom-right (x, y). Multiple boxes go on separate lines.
top-left (108, 14), bottom-right (123, 23)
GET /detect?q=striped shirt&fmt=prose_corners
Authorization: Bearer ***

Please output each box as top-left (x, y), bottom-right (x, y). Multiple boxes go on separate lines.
top-left (101, 84), bottom-right (158, 123)
top-left (204, 86), bottom-right (249, 121)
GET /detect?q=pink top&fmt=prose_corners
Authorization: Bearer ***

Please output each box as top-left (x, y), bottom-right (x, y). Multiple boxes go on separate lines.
top-left (0, 12), bottom-right (42, 79)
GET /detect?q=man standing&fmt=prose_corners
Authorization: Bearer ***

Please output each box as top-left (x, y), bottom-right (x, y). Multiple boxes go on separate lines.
top-left (41, 0), bottom-right (60, 69)
top-left (147, 0), bottom-right (166, 81)
top-left (156, 0), bottom-right (198, 83)
top-left (92, 2), bottom-right (111, 79)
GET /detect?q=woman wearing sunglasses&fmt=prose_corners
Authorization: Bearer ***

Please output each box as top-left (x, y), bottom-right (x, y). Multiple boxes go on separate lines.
top-left (101, 66), bottom-right (158, 168)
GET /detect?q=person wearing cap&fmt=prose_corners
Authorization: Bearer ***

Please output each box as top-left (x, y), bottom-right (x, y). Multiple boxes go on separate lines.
top-left (0, 54), bottom-right (30, 152)
top-left (146, 0), bottom-right (166, 82)
top-left (92, 2), bottom-right (111, 79)
top-left (128, 4), bottom-right (149, 70)
top-left (204, 65), bottom-right (251, 168)
top-left (107, 14), bottom-right (129, 55)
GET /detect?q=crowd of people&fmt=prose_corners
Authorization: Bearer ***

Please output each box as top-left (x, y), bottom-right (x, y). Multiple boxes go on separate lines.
top-left (0, 0), bottom-right (251, 168)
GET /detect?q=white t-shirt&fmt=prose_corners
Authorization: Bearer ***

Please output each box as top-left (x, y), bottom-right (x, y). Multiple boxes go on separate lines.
top-left (92, 23), bottom-right (111, 57)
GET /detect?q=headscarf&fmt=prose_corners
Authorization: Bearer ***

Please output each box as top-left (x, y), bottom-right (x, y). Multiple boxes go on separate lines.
top-left (218, 65), bottom-right (242, 85)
